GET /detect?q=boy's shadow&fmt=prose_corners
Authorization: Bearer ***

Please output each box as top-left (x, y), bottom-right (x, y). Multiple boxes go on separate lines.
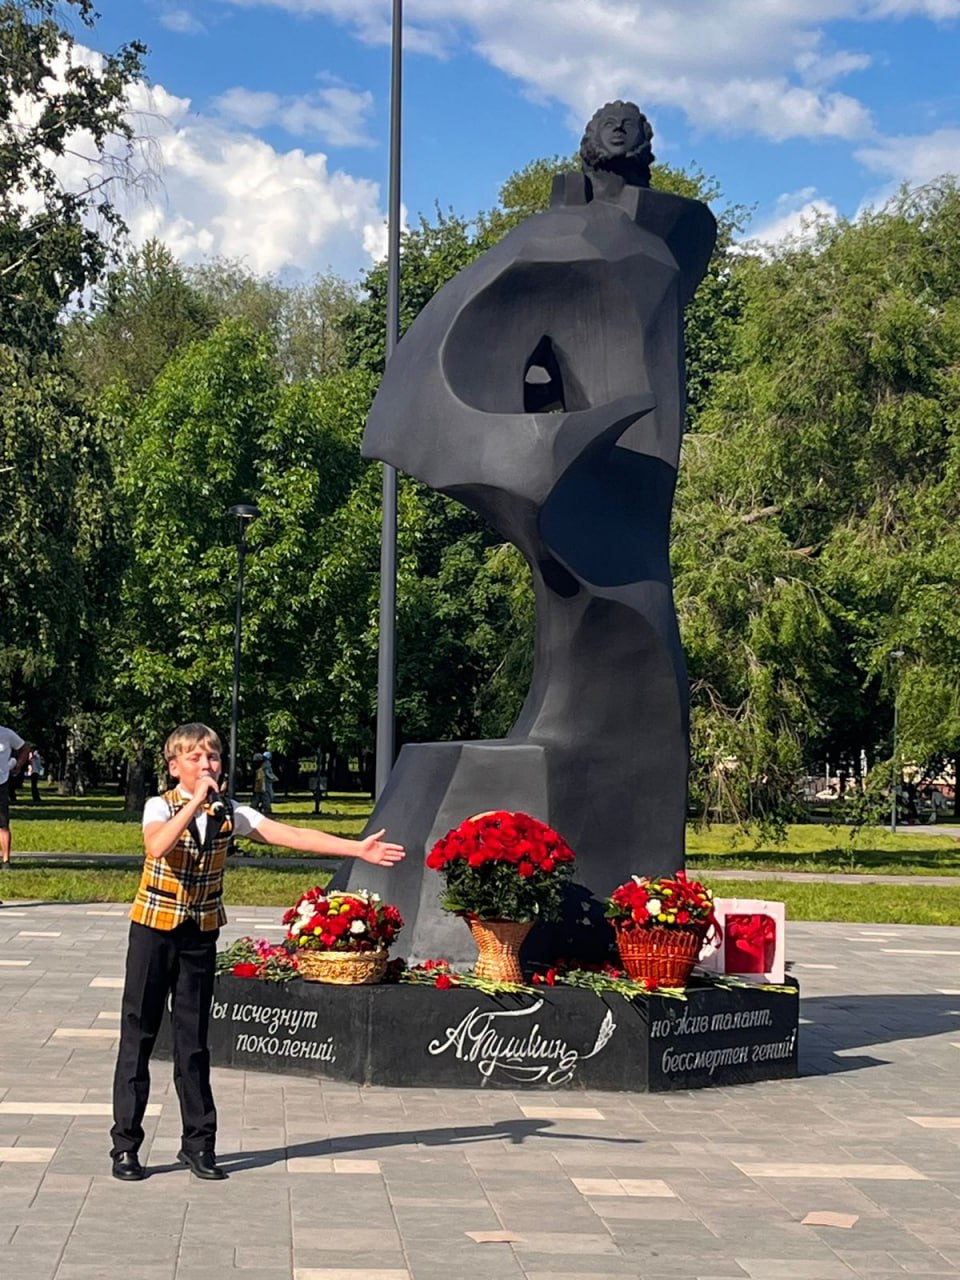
top-left (215, 1117), bottom-right (642, 1174)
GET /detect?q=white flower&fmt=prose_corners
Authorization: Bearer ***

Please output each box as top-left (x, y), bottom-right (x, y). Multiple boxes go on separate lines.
top-left (646, 898), bottom-right (662, 915)
top-left (631, 874), bottom-right (645, 886)
top-left (350, 920), bottom-right (367, 935)
top-left (290, 922), bottom-right (303, 935)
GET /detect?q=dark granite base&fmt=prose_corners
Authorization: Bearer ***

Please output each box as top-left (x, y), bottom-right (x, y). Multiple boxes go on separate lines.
top-left (155, 974), bottom-right (799, 1092)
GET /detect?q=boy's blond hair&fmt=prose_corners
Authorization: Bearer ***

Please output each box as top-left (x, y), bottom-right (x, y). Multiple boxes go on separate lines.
top-left (163, 723), bottom-right (222, 764)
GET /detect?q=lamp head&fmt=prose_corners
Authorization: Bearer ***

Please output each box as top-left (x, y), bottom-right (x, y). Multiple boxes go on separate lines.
top-left (228, 503), bottom-right (260, 521)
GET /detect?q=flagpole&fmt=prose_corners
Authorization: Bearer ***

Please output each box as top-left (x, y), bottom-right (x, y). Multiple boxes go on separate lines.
top-left (374, 0), bottom-right (403, 799)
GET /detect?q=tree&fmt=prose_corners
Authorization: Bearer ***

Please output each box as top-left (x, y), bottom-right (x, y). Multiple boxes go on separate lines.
top-left (0, 348), bottom-right (119, 746)
top-left (188, 258), bottom-right (358, 382)
top-left (64, 240), bottom-right (218, 397)
top-left (0, 0), bottom-right (146, 361)
top-left (675, 181), bottom-right (960, 824)
top-left (0, 1), bottom-right (144, 761)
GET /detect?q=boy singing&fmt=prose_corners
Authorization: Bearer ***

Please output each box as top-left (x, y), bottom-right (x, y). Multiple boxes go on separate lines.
top-left (110, 722), bottom-right (403, 1182)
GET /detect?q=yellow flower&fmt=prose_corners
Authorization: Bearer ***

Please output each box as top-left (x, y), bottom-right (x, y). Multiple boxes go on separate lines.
top-left (666, 913), bottom-right (675, 923)
top-left (662, 887), bottom-right (673, 895)
top-left (658, 913), bottom-right (667, 922)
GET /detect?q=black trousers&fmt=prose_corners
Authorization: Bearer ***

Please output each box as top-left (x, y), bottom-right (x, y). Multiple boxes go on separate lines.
top-left (110, 919), bottom-right (219, 1156)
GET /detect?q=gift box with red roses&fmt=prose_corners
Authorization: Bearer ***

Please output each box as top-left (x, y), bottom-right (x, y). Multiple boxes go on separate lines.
top-left (698, 897), bottom-right (786, 984)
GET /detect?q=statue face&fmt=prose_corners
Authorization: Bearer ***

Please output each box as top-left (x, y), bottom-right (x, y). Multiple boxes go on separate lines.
top-left (597, 107), bottom-right (642, 157)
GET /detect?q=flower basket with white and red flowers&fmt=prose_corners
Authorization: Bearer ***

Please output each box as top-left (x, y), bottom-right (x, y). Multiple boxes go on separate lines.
top-left (283, 886), bottom-right (404, 984)
top-left (426, 810), bottom-right (575, 982)
top-left (606, 872), bottom-right (721, 989)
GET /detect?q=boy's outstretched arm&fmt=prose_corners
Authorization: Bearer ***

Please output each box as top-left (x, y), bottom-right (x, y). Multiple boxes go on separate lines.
top-left (250, 818), bottom-right (405, 866)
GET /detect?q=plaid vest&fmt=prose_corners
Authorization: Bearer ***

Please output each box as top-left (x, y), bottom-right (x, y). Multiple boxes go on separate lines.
top-left (130, 788), bottom-right (234, 932)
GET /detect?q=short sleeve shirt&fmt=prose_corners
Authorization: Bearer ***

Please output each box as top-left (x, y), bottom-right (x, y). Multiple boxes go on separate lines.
top-left (142, 795), bottom-right (265, 842)
top-left (0, 726), bottom-right (25, 786)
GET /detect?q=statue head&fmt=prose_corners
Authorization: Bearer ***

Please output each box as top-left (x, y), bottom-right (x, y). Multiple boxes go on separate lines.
top-left (580, 101), bottom-right (654, 188)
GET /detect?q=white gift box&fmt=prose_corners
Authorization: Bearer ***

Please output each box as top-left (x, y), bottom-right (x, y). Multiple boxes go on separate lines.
top-left (698, 898), bottom-right (786, 984)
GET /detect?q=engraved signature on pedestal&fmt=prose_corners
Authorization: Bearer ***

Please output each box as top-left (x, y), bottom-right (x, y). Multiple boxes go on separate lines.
top-left (427, 999), bottom-right (616, 1085)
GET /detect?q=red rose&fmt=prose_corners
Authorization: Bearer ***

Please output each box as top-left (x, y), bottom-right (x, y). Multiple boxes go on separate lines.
top-left (518, 860), bottom-right (535, 878)
top-left (434, 973), bottom-right (454, 989)
top-left (231, 963), bottom-right (259, 978)
top-left (541, 857), bottom-right (555, 874)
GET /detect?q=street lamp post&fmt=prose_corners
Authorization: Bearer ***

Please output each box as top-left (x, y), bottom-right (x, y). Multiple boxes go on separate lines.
top-left (890, 649), bottom-right (905, 833)
top-left (227, 503), bottom-right (260, 799)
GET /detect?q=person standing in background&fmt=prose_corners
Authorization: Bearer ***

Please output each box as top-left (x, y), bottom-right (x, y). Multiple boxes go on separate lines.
top-left (262, 750), bottom-right (278, 814)
top-left (27, 747), bottom-right (44, 803)
top-left (250, 753), bottom-right (267, 812)
top-left (0, 724), bottom-right (31, 869)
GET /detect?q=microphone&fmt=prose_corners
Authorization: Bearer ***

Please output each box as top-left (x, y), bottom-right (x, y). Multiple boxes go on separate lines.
top-left (201, 776), bottom-right (229, 820)
top-left (207, 793), bottom-right (229, 820)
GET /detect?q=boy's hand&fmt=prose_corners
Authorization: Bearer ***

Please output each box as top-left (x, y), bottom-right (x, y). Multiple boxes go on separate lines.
top-left (190, 773), bottom-right (220, 809)
top-left (358, 828), bottom-right (405, 865)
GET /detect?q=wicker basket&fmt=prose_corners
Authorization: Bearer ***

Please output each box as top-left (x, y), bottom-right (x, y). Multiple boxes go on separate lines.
top-left (465, 918), bottom-right (533, 984)
top-left (297, 948), bottom-right (389, 985)
top-left (615, 923), bottom-right (704, 989)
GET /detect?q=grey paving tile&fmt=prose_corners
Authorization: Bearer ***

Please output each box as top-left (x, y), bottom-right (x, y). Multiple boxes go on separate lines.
top-left (2, 911), bottom-right (960, 1280)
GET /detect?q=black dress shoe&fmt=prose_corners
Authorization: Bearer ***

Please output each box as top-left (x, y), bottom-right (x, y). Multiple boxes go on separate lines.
top-left (177, 1148), bottom-right (227, 1180)
top-left (111, 1151), bottom-right (145, 1181)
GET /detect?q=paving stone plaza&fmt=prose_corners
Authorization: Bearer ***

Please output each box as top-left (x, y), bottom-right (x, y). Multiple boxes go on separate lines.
top-left (1, 901), bottom-right (959, 1280)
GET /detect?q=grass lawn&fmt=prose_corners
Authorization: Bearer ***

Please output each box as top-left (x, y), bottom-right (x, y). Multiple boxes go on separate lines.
top-left (0, 863), bottom-right (335, 908)
top-left (687, 823), bottom-right (960, 876)
top-left (5, 788), bottom-right (370, 854)
top-left (3, 869), bottom-right (958, 925)
top-left (707, 878), bottom-right (960, 927)
top-left (3, 790), bottom-right (960, 925)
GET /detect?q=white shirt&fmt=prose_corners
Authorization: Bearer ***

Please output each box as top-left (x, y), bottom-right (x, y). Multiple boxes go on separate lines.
top-left (0, 726), bottom-right (25, 786)
top-left (142, 794), bottom-right (265, 844)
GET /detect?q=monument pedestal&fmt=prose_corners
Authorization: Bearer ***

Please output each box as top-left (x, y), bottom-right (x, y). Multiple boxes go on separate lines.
top-left (155, 974), bottom-right (799, 1092)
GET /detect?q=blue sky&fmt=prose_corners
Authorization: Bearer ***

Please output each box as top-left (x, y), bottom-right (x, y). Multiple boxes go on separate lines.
top-left (82, 0), bottom-right (960, 282)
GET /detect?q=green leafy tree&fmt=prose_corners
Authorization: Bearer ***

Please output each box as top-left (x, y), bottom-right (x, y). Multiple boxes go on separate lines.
top-left (189, 258), bottom-right (358, 382)
top-left (64, 240), bottom-right (218, 397)
top-left (676, 181), bottom-right (960, 824)
top-left (0, 0), bottom-right (145, 361)
top-left (0, 349), bottom-right (119, 746)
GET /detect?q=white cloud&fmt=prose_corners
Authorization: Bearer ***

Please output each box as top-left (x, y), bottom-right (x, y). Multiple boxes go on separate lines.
top-left (743, 188), bottom-right (842, 248)
top-left (219, 0), bottom-right (959, 143)
top-left (855, 128), bottom-right (960, 186)
top-left (22, 44), bottom-right (389, 280)
top-left (119, 79), bottom-right (386, 277)
top-left (215, 85), bottom-right (376, 148)
top-left (158, 8), bottom-right (207, 34)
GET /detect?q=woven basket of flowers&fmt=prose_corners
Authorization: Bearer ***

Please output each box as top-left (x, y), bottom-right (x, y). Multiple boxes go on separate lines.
top-left (427, 810), bottom-right (576, 983)
top-left (607, 872), bottom-right (721, 989)
top-left (296, 948), bottom-right (388, 985)
top-left (283, 887), bottom-right (403, 984)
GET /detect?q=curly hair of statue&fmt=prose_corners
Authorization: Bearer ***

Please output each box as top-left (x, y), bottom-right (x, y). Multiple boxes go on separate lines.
top-left (579, 99), bottom-right (655, 183)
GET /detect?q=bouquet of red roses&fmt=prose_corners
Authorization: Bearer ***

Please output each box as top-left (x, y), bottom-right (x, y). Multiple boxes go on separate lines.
top-left (426, 810), bottom-right (575, 922)
top-left (606, 871), bottom-right (720, 943)
top-left (283, 886), bottom-right (403, 954)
